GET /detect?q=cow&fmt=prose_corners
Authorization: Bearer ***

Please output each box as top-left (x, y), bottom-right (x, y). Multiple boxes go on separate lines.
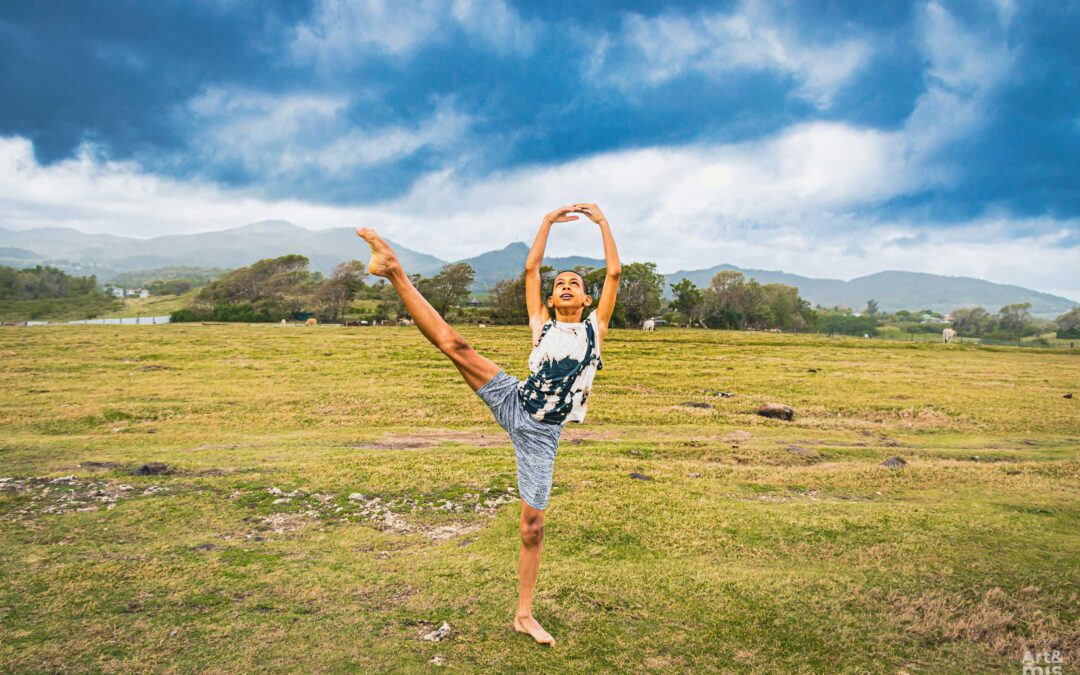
top-left (643, 319), bottom-right (655, 331)
top-left (305, 317), bottom-right (318, 327)
top-left (943, 328), bottom-right (957, 343)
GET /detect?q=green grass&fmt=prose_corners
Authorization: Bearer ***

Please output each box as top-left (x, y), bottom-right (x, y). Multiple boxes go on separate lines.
top-left (0, 295), bottom-right (122, 322)
top-left (1, 325), bottom-right (1078, 672)
top-left (99, 291), bottom-right (198, 319)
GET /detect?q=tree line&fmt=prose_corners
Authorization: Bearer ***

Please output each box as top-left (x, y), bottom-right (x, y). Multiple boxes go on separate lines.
top-left (6, 258), bottom-right (1074, 340)
top-left (0, 265), bottom-right (119, 322)
top-left (168, 255), bottom-right (1080, 339)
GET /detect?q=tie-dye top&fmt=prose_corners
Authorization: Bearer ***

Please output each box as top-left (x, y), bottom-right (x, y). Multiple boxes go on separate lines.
top-left (518, 311), bottom-right (604, 424)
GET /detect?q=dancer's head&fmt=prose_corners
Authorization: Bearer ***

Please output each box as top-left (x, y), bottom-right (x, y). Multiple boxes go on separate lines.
top-left (547, 270), bottom-right (591, 317)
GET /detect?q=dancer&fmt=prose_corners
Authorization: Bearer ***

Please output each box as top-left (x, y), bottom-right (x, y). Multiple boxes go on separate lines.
top-left (356, 203), bottom-right (621, 646)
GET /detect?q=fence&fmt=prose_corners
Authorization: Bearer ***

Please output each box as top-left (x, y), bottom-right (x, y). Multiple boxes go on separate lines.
top-left (12, 316), bottom-right (173, 326)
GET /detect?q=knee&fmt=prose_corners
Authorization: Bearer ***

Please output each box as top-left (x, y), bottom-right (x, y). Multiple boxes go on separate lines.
top-left (520, 517), bottom-right (544, 547)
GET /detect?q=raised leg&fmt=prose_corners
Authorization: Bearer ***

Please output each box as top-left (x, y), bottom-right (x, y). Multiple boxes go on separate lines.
top-left (357, 228), bottom-right (500, 392)
top-left (514, 501), bottom-right (555, 645)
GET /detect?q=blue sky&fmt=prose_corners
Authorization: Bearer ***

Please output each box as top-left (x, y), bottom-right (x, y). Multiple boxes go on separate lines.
top-left (1, 0), bottom-right (1078, 298)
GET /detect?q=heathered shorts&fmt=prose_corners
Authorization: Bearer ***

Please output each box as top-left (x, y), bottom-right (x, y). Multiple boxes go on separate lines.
top-left (476, 369), bottom-right (562, 511)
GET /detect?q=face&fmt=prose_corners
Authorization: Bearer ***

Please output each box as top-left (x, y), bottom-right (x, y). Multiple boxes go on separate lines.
top-left (549, 271), bottom-right (590, 310)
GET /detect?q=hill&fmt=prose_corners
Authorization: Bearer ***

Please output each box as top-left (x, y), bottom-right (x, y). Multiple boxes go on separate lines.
top-left (2, 222), bottom-right (1075, 317)
top-left (663, 266), bottom-right (1075, 317)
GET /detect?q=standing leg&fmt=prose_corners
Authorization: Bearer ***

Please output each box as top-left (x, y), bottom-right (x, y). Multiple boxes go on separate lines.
top-left (514, 501), bottom-right (555, 645)
top-left (357, 228), bottom-right (500, 391)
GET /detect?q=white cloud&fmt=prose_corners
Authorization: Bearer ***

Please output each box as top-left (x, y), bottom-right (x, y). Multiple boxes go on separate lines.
top-left (903, 1), bottom-right (1015, 157)
top-left (292, 0), bottom-right (534, 64)
top-left (3, 125), bottom-right (1076, 300)
top-left (586, 0), bottom-right (872, 108)
top-left (184, 88), bottom-right (471, 178)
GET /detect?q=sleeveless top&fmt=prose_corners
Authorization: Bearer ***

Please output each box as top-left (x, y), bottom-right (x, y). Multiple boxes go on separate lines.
top-left (517, 311), bottom-right (604, 424)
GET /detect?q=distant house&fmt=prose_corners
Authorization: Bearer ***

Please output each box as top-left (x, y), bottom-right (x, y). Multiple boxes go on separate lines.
top-left (110, 287), bottom-right (125, 298)
top-left (139, 289), bottom-right (150, 299)
top-left (943, 313), bottom-right (956, 322)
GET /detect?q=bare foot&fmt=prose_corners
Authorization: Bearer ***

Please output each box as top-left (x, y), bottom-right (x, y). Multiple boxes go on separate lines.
top-left (355, 227), bottom-right (401, 278)
top-left (514, 614), bottom-right (555, 646)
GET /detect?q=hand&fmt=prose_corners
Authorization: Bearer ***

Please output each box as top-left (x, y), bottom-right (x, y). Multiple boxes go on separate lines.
top-left (572, 203), bottom-right (607, 225)
top-left (542, 206), bottom-right (580, 224)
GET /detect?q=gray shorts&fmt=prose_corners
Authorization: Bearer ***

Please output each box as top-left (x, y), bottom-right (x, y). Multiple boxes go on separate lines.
top-left (476, 370), bottom-right (563, 510)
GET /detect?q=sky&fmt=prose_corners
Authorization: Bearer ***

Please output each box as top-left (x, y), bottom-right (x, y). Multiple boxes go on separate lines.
top-left (1, 0), bottom-right (1078, 299)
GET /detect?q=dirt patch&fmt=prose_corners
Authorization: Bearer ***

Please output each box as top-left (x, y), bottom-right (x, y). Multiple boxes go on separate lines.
top-left (885, 586), bottom-right (1080, 659)
top-left (349, 429), bottom-right (510, 449)
top-left (262, 511), bottom-right (318, 534)
top-left (78, 461), bottom-right (124, 470)
top-left (561, 428), bottom-right (624, 444)
top-left (353, 428), bottom-right (626, 449)
top-left (668, 404), bottom-right (716, 417)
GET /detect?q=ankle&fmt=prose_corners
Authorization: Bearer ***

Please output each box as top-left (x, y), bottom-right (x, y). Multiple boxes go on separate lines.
top-left (515, 610), bottom-right (533, 621)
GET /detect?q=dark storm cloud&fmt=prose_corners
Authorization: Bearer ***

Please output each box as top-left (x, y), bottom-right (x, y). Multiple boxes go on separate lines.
top-left (0, 0), bottom-right (1078, 225)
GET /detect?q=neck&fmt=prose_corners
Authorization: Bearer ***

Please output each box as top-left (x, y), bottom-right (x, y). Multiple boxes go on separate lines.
top-left (553, 307), bottom-right (585, 323)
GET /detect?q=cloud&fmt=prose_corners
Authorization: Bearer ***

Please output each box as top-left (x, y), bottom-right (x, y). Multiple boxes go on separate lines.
top-left (903, 0), bottom-right (1015, 158)
top-left (0, 1), bottom-right (1076, 301)
top-left (291, 0), bottom-right (535, 64)
top-left (586, 0), bottom-right (872, 108)
top-left (182, 88), bottom-right (472, 180)
top-left (2, 123), bottom-right (1076, 301)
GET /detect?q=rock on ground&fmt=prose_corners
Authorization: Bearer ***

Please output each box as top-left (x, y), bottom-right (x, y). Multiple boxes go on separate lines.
top-left (420, 622), bottom-right (451, 642)
top-left (134, 462), bottom-right (171, 475)
top-left (757, 403), bottom-right (795, 421)
top-left (880, 456), bottom-right (907, 468)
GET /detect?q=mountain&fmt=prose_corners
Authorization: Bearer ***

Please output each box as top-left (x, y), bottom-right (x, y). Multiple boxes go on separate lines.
top-left (664, 266), bottom-right (1076, 317)
top-left (1, 222), bottom-right (1075, 317)
top-left (456, 242), bottom-right (604, 289)
top-left (0, 221), bottom-right (446, 279)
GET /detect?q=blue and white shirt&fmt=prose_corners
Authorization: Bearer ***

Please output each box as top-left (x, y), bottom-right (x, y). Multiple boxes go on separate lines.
top-left (518, 311), bottom-right (604, 424)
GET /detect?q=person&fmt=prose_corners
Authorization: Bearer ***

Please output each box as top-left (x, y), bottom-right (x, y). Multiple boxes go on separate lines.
top-left (355, 203), bottom-right (621, 646)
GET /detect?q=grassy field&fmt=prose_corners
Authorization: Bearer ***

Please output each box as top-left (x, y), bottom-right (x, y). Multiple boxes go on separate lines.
top-left (1, 324), bottom-right (1078, 672)
top-left (100, 292), bottom-right (199, 319)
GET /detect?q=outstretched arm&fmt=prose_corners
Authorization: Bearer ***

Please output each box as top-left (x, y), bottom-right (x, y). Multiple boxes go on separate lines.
top-left (525, 206), bottom-right (579, 340)
top-left (574, 203), bottom-right (620, 341)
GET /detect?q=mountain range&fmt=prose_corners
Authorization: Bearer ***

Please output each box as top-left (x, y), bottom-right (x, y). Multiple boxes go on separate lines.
top-left (1, 221), bottom-right (1075, 317)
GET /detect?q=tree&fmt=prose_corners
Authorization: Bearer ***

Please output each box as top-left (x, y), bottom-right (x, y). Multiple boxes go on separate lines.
top-left (417, 262), bottom-right (475, 318)
top-left (761, 283), bottom-right (813, 331)
top-left (998, 302), bottom-right (1034, 338)
top-left (951, 307), bottom-right (994, 336)
top-left (0, 265), bottom-right (102, 300)
top-left (703, 270), bottom-right (754, 329)
top-left (1056, 306), bottom-right (1080, 339)
top-left (489, 266), bottom-right (555, 324)
top-left (609, 262), bottom-right (663, 328)
top-left (176, 254), bottom-right (317, 322)
top-left (670, 278), bottom-right (705, 327)
top-left (865, 299), bottom-right (879, 317)
top-left (318, 260), bottom-right (367, 322)
top-left (374, 277), bottom-right (416, 321)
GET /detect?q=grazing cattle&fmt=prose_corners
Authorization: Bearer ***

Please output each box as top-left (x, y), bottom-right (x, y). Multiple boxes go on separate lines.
top-left (305, 317), bottom-right (317, 327)
top-left (643, 319), bottom-right (655, 331)
top-left (943, 328), bottom-right (957, 343)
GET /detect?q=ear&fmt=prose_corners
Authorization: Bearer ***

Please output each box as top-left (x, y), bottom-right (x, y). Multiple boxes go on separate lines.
top-left (547, 296), bottom-right (554, 308)
top-left (584, 295), bottom-right (593, 307)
